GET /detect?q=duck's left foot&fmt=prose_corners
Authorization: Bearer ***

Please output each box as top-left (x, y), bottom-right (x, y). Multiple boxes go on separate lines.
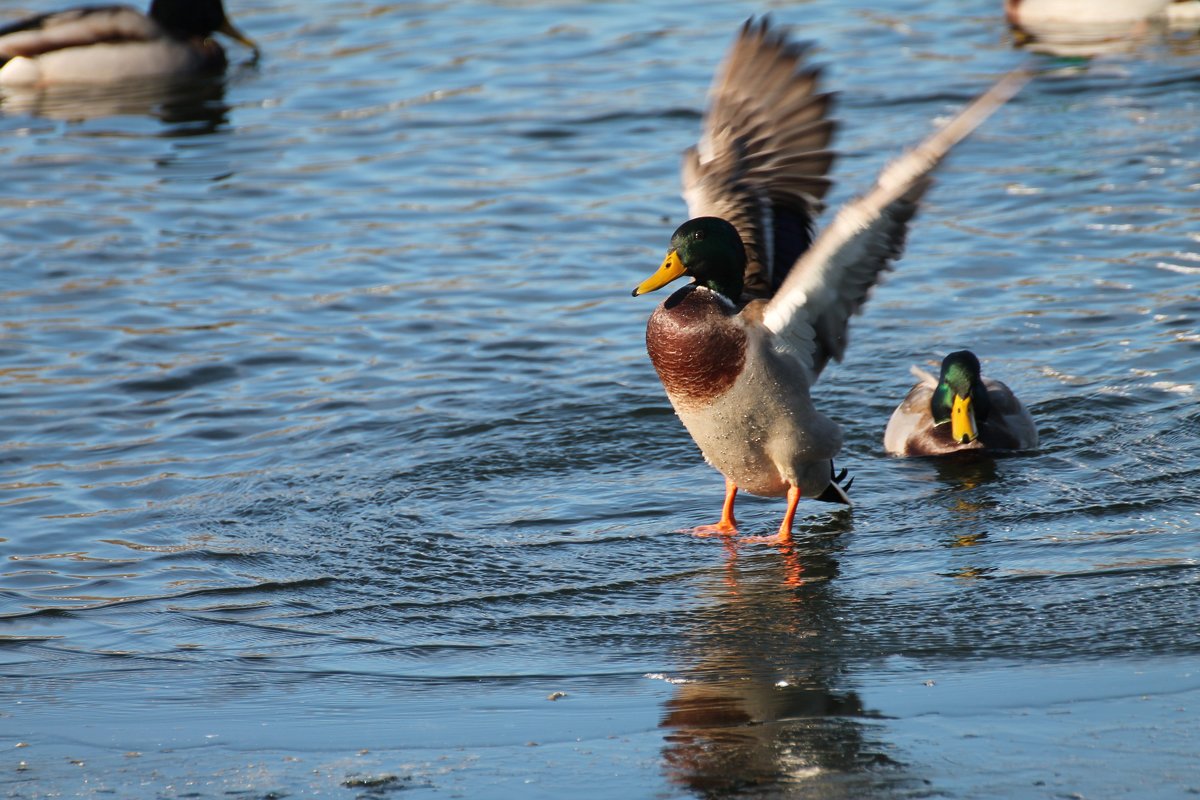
top-left (736, 532), bottom-right (793, 546)
top-left (742, 483), bottom-right (811, 544)
top-left (690, 477), bottom-right (739, 537)
top-left (691, 521), bottom-right (738, 538)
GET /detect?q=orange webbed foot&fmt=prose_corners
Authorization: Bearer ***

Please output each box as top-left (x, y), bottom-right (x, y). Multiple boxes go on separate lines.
top-left (739, 485), bottom-right (802, 545)
top-left (691, 520), bottom-right (738, 538)
top-left (735, 531), bottom-right (792, 546)
top-left (689, 478), bottom-right (738, 538)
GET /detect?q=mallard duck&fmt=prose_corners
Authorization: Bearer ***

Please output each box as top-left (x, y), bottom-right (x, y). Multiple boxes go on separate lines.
top-left (0, 0), bottom-right (257, 87)
top-left (1005, 0), bottom-right (1200, 54)
top-left (632, 18), bottom-right (1029, 542)
top-left (883, 350), bottom-right (1038, 456)
top-left (1005, 0), bottom-right (1171, 29)
top-left (1169, 0), bottom-right (1200, 25)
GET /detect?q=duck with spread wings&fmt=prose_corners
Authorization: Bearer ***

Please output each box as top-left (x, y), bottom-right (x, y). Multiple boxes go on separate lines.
top-left (633, 18), bottom-right (1029, 542)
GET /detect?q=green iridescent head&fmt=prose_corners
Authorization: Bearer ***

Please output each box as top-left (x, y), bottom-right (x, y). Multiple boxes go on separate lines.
top-left (150, 0), bottom-right (259, 54)
top-left (632, 217), bottom-right (746, 301)
top-left (930, 350), bottom-right (990, 444)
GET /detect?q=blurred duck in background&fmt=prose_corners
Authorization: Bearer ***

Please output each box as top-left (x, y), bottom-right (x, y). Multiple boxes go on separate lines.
top-left (1007, 0), bottom-right (1200, 55)
top-left (0, 0), bottom-right (257, 87)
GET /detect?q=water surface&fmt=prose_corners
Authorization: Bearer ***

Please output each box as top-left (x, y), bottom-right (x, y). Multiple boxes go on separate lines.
top-left (3, 0), bottom-right (1200, 797)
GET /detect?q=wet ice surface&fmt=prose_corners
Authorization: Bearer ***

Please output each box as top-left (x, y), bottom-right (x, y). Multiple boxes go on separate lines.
top-left (2, 0), bottom-right (1200, 797)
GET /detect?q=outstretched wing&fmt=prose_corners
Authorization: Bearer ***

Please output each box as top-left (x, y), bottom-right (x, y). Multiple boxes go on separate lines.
top-left (681, 17), bottom-right (836, 301)
top-left (0, 6), bottom-right (158, 61)
top-left (761, 68), bottom-right (1031, 377)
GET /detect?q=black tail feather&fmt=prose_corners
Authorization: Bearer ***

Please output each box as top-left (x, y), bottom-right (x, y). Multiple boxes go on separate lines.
top-left (814, 462), bottom-right (853, 505)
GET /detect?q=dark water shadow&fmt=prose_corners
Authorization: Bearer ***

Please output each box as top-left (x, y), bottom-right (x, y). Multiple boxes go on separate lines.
top-left (929, 452), bottom-right (1000, 494)
top-left (915, 454), bottom-right (1003, 580)
top-left (660, 520), bottom-right (925, 798)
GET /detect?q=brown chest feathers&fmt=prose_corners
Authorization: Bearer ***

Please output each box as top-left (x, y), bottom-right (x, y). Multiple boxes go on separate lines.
top-left (646, 285), bottom-right (747, 407)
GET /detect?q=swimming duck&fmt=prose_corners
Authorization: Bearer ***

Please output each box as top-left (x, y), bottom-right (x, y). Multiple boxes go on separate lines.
top-left (0, 0), bottom-right (258, 87)
top-left (1005, 0), bottom-right (1200, 27)
top-left (1005, 0), bottom-right (1171, 29)
top-left (1006, 0), bottom-right (1200, 54)
top-left (883, 350), bottom-right (1038, 456)
top-left (632, 18), bottom-right (1028, 542)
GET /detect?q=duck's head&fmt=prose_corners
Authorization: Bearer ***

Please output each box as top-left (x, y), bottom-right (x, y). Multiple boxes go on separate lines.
top-left (632, 217), bottom-right (746, 301)
top-left (150, 0), bottom-right (259, 56)
top-left (931, 350), bottom-right (991, 445)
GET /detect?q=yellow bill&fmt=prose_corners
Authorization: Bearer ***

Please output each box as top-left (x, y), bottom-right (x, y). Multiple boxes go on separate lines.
top-left (220, 19), bottom-right (260, 58)
top-left (632, 250), bottom-right (687, 297)
top-left (950, 394), bottom-right (977, 444)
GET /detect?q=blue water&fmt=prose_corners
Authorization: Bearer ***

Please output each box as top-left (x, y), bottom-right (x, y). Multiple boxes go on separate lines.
top-left (2, 0), bottom-right (1200, 797)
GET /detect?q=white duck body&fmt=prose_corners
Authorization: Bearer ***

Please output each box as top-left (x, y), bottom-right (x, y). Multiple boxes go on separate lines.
top-left (0, 38), bottom-right (218, 86)
top-left (646, 285), bottom-right (840, 499)
top-left (1005, 0), bottom-right (1171, 27)
top-left (1005, 0), bottom-right (1189, 54)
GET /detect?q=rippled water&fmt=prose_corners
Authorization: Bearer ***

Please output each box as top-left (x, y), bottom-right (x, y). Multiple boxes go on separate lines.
top-left (3, 0), bottom-right (1200, 797)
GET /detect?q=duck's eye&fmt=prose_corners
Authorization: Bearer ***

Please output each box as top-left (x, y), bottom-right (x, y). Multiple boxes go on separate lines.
top-left (692, 229), bottom-right (705, 242)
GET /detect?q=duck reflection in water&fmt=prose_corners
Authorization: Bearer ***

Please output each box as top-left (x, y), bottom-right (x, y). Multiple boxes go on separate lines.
top-left (932, 456), bottom-right (1003, 581)
top-left (660, 519), bottom-right (919, 797)
top-left (0, 75), bottom-right (230, 131)
top-left (932, 451), bottom-right (1000, 494)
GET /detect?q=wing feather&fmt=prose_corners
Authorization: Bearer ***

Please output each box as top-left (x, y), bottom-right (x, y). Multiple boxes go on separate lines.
top-left (0, 6), bottom-right (158, 60)
top-left (762, 67), bottom-right (1032, 377)
top-left (681, 17), bottom-right (836, 301)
